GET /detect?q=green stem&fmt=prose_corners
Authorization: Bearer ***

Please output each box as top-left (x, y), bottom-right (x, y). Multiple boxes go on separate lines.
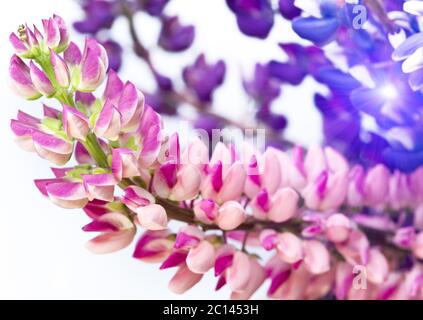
top-left (81, 133), bottom-right (109, 168)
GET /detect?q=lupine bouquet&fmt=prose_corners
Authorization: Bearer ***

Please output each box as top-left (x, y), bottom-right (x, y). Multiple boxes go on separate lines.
top-left (7, 9), bottom-right (423, 300)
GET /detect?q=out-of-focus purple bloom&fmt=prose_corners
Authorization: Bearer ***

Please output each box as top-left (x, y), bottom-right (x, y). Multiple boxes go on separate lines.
top-left (268, 43), bottom-right (329, 85)
top-left (244, 63), bottom-right (280, 108)
top-left (243, 64), bottom-right (287, 132)
top-left (278, 0), bottom-right (301, 20)
top-left (101, 40), bottom-right (123, 71)
top-left (194, 115), bottom-right (222, 137)
top-left (154, 72), bottom-right (173, 91)
top-left (256, 109), bottom-right (287, 131)
top-left (137, 0), bottom-right (169, 16)
top-left (144, 91), bottom-right (177, 115)
top-left (183, 55), bottom-right (226, 103)
top-left (158, 16), bottom-right (195, 52)
top-left (226, 0), bottom-right (274, 39)
top-left (74, 0), bottom-right (118, 34)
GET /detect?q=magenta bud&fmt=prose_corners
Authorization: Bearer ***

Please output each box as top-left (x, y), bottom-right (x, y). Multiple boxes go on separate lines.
top-left (50, 49), bottom-right (70, 88)
top-left (94, 100), bottom-right (122, 141)
top-left (32, 130), bottom-right (73, 165)
top-left (111, 148), bottom-right (139, 181)
top-left (9, 55), bottom-right (41, 100)
top-left (64, 42), bottom-right (82, 66)
top-left (42, 18), bottom-right (60, 50)
top-left (78, 38), bottom-right (108, 92)
top-left (62, 105), bottom-right (90, 140)
top-left (29, 61), bottom-right (55, 96)
top-left (53, 14), bottom-right (70, 52)
top-left (9, 32), bottom-right (28, 55)
top-left (82, 173), bottom-right (116, 202)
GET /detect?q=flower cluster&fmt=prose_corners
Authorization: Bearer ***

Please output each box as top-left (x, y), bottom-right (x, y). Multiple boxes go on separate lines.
top-left (8, 15), bottom-right (423, 300)
top-left (69, 0), bottom-right (423, 172)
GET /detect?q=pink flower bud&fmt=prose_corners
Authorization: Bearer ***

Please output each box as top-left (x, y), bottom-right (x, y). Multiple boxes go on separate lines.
top-left (347, 165), bottom-right (366, 207)
top-left (94, 100), bottom-right (121, 141)
top-left (226, 251), bottom-right (251, 292)
top-left (9, 55), bottom-right (41, 100)
top-left (111, 148), bottom-right (139, 181)
top-left (116, 82), bottom-right (144, 132)
top-left (276, 232), bottom-right (303, 264)
top-left (9, 32), bottom-right (29, 56)
top-left (170, 164), bottom-right (202, 201)
top-left (216, 201), bottom-right (246, 230)
top-left (50, 49), bottom-right (70, 88)
top-left (29, 61), bottom-right (55, 96)
top-left (174, 225), bottom-right (204, 250)
top-left (32, 130), bottom-right (73, 165)
top-left (137, 105), bottom-right (163, 168)
top-left (169, 264), bottom-right (203, 294)
top-left (42, 18), bottom-right (60, 50)
top-left (268, 187), bottom-right (299, 223)
top-left (415, 205), bottom-right (423, 229)
top-left (122, 186), bottom-right (155, 212)
top-left (64, 42), bottom-right (82, 66)
top-left (133, 230), bottom-right (174, 263)
top-left (43, 104), bottom-right (61, 119)
top-left (413, 232), bottom-right (423, 260)
top-left (186, 240), bottom-right (215, 274)
top-left (78, 39), bottom-right (108, 92)
top-left (181, 139), bottom-right (209, 167)
top-left (218, 162), bottom-right (246, 203)
top-left (136, 204), bottom-right (168, 230)
top-left (364, 164), bottom-right (390, 206)
top-left (214, 244), bottom-right (236, 276)
top-left (259, 229), bottom-right (277, 250)
top-left (10, 110), bottom-right (40, 152)
top-left (193, 199), bottom-right (218, 223)
top-left (231, 257), bottom-right (266, 300)
top-left (62, 105), bottom-right (90, 140)
top-left (366, 248), bottom-right (389, 284)
top-left (336, 229), bottom-right (370, 265)
top-left (334, 262), bottom-right (354, 300)
top-left (325, 213), bottom-right (351, 243)
top-left (45, 181), bottom-right (88, 209)
top-left (303, 240), bottom-right (330, 274)
top-left (53, 14), bottom-right (70, 52)
top-left (84, 212), bottom-right (135, 254)
top-left (389, 171), bottom-right (412, 210)
top-left (260, 148), bottom-right (282, 194)
top-left (82, 173), bottom-right (116, 202)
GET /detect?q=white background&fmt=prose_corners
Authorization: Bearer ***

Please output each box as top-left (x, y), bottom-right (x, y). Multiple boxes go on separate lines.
top-left (0, 0), bottom-right (323, 299)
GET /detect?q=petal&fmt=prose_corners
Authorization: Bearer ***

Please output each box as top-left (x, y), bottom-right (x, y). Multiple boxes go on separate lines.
top-left (136, 204), bottom-right (168, 230)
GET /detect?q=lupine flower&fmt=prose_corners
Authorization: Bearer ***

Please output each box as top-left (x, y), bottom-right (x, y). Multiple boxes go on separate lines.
top-left (11, 14), bottom-right (423, 300)
top-left (122, 186), bottom-right (168, 230)
top-left (278, 0), bottom-right (301, 20)
top-left (84, 212), bottom-right (136, 254)
top-left (10, 15), bottom-right (69, 57)
top-left (226, 0), bottom-right (274, 39)
top-left (9, 55), bottom-right (41, 100)
top-left (183, 54), bottom-right (226, 103)
top-left (101, 39), bottom-right (123, 71)
top-left (153, 134), bottom-right (202, 201)
top-left (74, 0), bottom-right (118, 34)
top-left (201, 142), bottom-right (246, 204)
top-left (62, 105), bottom-right (90, 140)
top-left (133, 230), bottom-right (174, 263)
top-left (137, 0), bottom-right (169, 16)
top-left (194, 199), bottom-right (246, 230)
top-left (158, 16), bottom-right (195, 52)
